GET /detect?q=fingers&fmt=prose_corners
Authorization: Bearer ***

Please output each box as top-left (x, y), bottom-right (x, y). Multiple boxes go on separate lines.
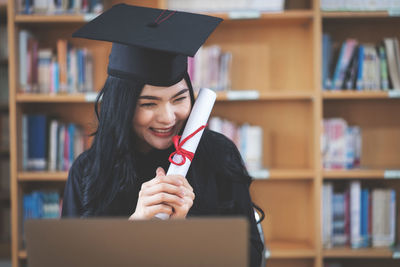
top-left (141, 182), bottom-right (185, 198)
top-left (142, 174), bottom-right (183, 189)
top-left (143, 192), bottom-right (185, 208)
top-left (146, 204), bottom-right (173, 218)
top-left (156, 167), bottom-right (165, 177)
top-left (142, 167), bottom-right (193, 192)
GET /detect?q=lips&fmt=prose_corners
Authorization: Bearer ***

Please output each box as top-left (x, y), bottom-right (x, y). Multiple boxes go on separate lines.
top-left (149, 126), bottom-right (175, 137)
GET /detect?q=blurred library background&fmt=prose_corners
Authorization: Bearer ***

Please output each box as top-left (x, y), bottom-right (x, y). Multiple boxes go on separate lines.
top-left (1, 0), bottom-right (400, 267)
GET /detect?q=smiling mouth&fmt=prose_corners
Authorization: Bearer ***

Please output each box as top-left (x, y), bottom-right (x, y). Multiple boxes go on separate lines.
top-left (149, 126), bottom-right (175, 137)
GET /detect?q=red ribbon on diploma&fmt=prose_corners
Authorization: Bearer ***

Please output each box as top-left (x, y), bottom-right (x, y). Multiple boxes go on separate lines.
top-left (169, 125), bottom-right (207, 166)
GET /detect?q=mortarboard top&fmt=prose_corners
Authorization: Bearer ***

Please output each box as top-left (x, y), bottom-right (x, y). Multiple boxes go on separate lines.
top-left (72, 4), bottom-right (223, 86)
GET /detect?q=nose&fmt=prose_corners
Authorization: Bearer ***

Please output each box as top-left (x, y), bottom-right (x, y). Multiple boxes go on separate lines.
top-left (156, 103), bottom-right (176, 125)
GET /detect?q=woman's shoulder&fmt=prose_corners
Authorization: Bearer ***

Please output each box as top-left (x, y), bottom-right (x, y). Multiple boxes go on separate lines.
top-left (199, 129), bottom-right (251, 184)
top-left (202, 129), bottom-right (238, 151)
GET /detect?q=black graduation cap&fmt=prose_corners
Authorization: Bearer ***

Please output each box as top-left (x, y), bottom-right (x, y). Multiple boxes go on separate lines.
top-left (72, 3), bottom-right (223, 86)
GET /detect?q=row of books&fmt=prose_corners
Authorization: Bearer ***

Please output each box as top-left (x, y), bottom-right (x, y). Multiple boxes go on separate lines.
top-left (22, 114), bottom-right (87, 171)
top-left (321, 0), bottom-right (400, 11)
top-left (19, 0), bottom-right (104, 15)
top-left (167, 0), bottom-right (285, 12)
top-left (322, 36), bottom-right (400, 91)
top-left (322, 181), bottom-right (396, 249)
top-left (0, 25), bottom-right (7, 61)
top-left (23, 191), bottom-right (61, 220)
top-left (189, 45), bottom-right (232, 92)
top-left (322, 118), bottom-right (362, 170)
top-left (19, 31), bottom-right (94, 94)
top-left (208, 117), bottom-right (263, 172)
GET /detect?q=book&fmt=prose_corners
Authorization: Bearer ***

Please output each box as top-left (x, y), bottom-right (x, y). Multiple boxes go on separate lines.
top-left (356, 45), bottom-right (364, 91)
top-left (331, 39), bottom-right (358, 90)
top-left (322, 34), bottom-right (333, 89)
top-left (372, 189), bottom-right (396, 247)
top-left (38, 49), bottom-right (53, 94)
top-left (332, 192), bottom-right (347, 246)
top-left (27, 114), bottom-right (47, 171)
top-left (322, 182), bottom-right (333, 248)
top-left (350, 181), bottom-right (362, 248)
top-left (378, 45), bottom-right (389, 90)
top-left (360, 188), bottom-right (370, 247)
top-left (384, 38), bottom-right (400, 89)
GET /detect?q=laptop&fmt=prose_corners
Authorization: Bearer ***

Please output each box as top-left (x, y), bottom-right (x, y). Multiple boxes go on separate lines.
top-left (25, 217), bottom-right (249, 267)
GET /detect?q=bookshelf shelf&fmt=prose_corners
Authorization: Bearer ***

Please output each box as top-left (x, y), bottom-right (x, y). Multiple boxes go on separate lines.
top-left (210, 10), bottom-right (313, 22)
top-left (323, 169), bottom-right (400, 179)
top-left (322, 11), bottom-right (391, 18)
top-left (16, 93), bottom-right (98, 103)
top-left (323, 247), bottom-right (394, 258)
top-left (216, 91), bottom-right (315, 101)
top-left (18, 171), bottom-right (68, 182)
top-left (268, 240), bottom-right (316, 258)
top-left (14, 13), bottom-right (99, 23)
top-left (322, 91), bottom-right (400, 99)
top-left (252, 169), bottom-right (315, 180)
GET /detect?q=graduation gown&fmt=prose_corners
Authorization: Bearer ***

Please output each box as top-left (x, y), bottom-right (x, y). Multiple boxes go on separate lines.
top-left (62, 130), bottom-right (264, 267)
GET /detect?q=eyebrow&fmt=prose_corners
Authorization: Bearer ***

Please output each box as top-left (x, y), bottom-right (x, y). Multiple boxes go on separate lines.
top-left (138, 88), bottom-right (189, 100)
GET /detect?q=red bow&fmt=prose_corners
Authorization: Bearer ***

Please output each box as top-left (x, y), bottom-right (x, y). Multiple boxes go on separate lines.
top-left (169, 125), bottom-right (207, 166)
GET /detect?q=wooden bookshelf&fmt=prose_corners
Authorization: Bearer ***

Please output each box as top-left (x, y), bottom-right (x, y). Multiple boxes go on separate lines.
top-left (268, 240), bottom-right (316, 258)
top-left (16, 93), bottom-right (98, 103)
top-left (210, 10), bottom-right (314, 22)
top-left (323, 169), bottom-right (400, 179)
top-left (17, 171), bottom-right (68, 182)
top-left (6, 0), bottom-right (400, 267)
top-left (322, 11), bottom-right (391, 18)
top-left (323, 247), bottom-right (395, 258)
top-left (14, 13), bottom-right (99, 23)
top-left (322, 91), bottom-right (400, 99)
top-left (216, 91), bottom-right (315, 101)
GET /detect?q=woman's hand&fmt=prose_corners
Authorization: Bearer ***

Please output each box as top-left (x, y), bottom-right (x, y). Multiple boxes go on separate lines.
top-left (155, 167), bottom-right (195, 219)
top-left (129, 167), bottom-right (195, 220)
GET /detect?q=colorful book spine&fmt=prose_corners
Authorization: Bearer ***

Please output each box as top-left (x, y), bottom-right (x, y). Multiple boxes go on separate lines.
top-left (27, 114), bottom-right (47, 171)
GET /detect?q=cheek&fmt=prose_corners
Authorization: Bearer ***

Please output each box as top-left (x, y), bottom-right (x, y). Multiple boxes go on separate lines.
top-left (133, 109), bottom-right (152, 129)
top-left (176, 101), bottom-right (191, 120)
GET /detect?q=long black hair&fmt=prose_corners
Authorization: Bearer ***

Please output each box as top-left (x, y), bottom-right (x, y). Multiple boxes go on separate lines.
top-left (81, 73), bottom-right (195, 216)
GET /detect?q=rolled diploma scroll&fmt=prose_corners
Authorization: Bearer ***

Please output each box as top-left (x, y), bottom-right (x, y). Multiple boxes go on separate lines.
top-left (155, 88), bottom-right (217, 220)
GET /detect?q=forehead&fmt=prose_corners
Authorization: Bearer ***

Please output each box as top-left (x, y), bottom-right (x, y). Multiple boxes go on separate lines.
top-left (140, 79), bottom-right (188, 96)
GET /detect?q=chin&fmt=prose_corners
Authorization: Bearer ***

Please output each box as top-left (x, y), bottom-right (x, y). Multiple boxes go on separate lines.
top-left (149, 140), bottom-right (172, 150)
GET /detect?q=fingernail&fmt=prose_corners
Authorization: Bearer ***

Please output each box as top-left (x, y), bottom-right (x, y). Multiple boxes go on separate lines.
top-left (180, 190), bottom-right (185, 197)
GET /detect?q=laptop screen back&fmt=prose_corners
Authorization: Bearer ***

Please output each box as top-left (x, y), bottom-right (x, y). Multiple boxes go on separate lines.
top-left (25, 218), bottom-right (249, 267)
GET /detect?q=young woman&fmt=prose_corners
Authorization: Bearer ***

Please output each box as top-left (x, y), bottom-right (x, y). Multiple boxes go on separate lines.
top-left (61, 3), bottom-right (264, 266)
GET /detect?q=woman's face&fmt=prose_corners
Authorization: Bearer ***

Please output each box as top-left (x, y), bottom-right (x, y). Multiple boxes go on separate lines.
top-left (133, 79), bottom-right (191, 152)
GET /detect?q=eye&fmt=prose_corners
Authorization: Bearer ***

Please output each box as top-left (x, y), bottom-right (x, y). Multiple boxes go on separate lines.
top-left (140, 102), bottom-right (156, 107)
top-left (174, 96), bottom-right (187, 103)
